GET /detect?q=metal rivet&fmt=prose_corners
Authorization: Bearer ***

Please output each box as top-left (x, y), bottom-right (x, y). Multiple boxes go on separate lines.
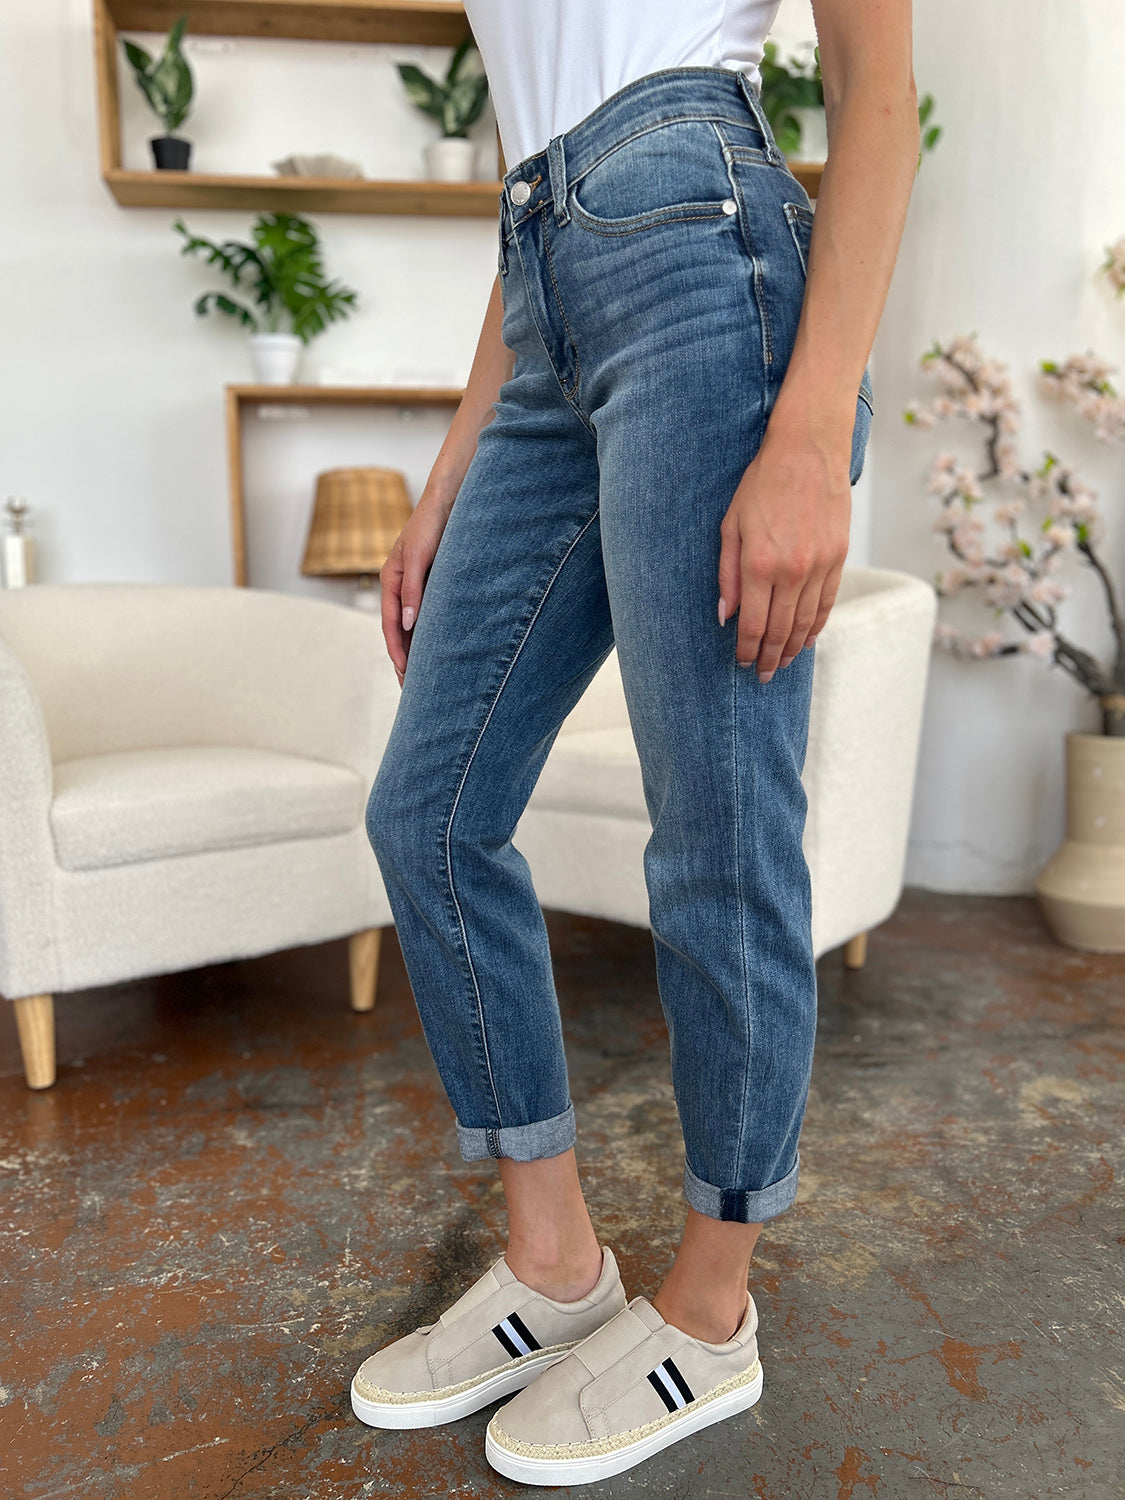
top-left (722, 198), bottom-right (737, 215)
top-left (511, 181), bottom-right (531, 205)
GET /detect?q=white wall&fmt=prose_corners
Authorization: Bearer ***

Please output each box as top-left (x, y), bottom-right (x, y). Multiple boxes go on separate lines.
top-left (2, 0), bottom-right (1122, 893)
top-left (0, 0), bottom-right (499, 590)
top-left (775, 0), bottom-right (1125, 893)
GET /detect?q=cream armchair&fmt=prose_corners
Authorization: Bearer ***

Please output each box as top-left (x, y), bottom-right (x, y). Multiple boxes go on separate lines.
top-left (516, 566), bottom-right (937, 964)
top-left (0, 585), bottom-right (398, 1089)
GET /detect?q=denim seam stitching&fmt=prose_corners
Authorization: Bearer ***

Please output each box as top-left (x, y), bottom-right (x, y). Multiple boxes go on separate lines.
top-left (541, 224), bottom-right (587, 414)
top-left (730, 639), bottom-right (753, 1186)
top-left (442, 506), bottom-right (603, 1128)
top-left (566, 111), bottom-right (768, 189)
top-left (568, 201), bottom-right (734, 238)
top-left (721, 141), bottom-right (773, 368)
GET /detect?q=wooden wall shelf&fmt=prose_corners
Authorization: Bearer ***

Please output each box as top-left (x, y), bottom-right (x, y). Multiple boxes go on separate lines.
top-left (225, 383), bottom-right (465, 585)
top-left (93, 0), bottom-right (821, 215)
top-left (105, 167), bottom-right (503, 215)
top-left (93, 0), bottom-right (500, 215)
top-left (102, 0), bottom-right (472, 47)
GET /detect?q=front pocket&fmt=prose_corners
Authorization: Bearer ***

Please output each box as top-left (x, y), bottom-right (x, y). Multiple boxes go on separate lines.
top-left (568, 118), bottom-right (738, 235)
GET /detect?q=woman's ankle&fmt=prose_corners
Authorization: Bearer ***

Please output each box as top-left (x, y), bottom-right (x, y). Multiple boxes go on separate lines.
top-left (651, 1282), bottom-right (749, 1344)
top-left (504, 1237), bottom-right (604, 1302)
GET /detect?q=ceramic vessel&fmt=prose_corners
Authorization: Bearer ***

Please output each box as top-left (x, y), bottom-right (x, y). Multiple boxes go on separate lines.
top-left (425, 137), bottom-right (476, 182)
top-left (249, 333), bottom-right (302, 386)
top-left (788, 106), bottom-right (828, 164)
top-left (1035, 731), bottom-right (1125, 952)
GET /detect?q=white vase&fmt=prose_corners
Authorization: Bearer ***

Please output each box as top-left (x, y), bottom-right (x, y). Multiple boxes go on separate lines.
top-left (788, 105), bottom-right (828, 163)
top-left (425, 137), bottom-right (477, 182)
top-left (249, 333), bottom-right (302, 385)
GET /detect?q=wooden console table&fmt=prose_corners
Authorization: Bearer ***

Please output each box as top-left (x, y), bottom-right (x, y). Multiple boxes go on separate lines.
top-left (225, 383), bottom-right (465, 586)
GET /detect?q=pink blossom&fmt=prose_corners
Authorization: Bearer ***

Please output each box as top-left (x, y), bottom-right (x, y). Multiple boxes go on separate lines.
top-left (1043, 521), bottom-right (1077, 548)
top-left (1022, 630), bottom-right (1056, 659)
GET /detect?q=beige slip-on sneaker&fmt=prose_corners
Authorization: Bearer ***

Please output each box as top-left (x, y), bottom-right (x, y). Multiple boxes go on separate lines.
top-left (485, 1289), bottom-right (762, 1485)
top-left (350, 1244), bottom-right (627, 1429)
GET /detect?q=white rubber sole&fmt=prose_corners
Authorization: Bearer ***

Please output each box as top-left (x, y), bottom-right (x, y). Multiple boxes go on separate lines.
top-left (350, 1346), bottom-right (574, 1430)
top-left (485, 1361), bottom-right (764, 1485)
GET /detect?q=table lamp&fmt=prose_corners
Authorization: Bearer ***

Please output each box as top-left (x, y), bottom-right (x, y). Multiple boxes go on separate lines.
top-left (300, 466), bottom-right (413, 610)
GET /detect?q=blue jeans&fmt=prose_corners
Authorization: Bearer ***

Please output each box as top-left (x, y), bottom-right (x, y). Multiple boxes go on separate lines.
top-left (366, 66), bottom-right (873, 1224)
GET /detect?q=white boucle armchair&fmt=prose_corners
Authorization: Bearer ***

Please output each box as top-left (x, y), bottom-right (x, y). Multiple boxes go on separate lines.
top-left (0, 585), bottom-right (397, 1089)
top-left (1, 567), bottom-right (935, 1093)
top-left (515, 566), bottom-right (937, 963)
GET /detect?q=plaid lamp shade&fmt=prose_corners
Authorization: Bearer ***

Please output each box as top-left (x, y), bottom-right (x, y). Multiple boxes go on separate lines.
top-left (300, 466), bottom-right (413, 578)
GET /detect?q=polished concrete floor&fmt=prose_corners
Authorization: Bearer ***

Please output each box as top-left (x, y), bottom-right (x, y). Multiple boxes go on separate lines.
top-left (1, 889), bottom-right (1122, 1500)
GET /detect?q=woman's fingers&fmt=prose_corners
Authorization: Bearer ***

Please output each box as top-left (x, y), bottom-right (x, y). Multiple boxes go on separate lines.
top-left (774, 573), bottom-right (827, 672)
top-left (380, 550), bottom-right (407, 679)
top-left (716, 513), bottom-right (743, 629)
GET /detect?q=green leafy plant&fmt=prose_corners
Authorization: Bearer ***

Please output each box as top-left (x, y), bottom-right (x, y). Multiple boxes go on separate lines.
top-left (173, 213), bottom-right (359, 343)
top-left (396, 37), bottom-right (489, 138)
top-left (759, 41), bottom-right (941, 170)
top-left (122, 15), bottom-right (194, 134)
top-left (758, 40), bottom-right (823, 158)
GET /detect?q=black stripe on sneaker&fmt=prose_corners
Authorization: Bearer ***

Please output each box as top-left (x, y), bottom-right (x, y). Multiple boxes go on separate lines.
top-left (664, 1356), bottom-right (695, 1406)
top-left (506, 1311), bottom-right (541, 1351)
top-left (647, 1357), bottom-right (695, 1413)
top-left (492, 1313), bottom-right (540, 1359)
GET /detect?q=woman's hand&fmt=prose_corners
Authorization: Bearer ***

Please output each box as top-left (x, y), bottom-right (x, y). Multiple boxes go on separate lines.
top-left (716, 409), bottom-right (852, 681)
top-left (381, 492), bottom-right (456, 688)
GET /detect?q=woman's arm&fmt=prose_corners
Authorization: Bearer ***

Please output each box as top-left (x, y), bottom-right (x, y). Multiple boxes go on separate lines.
top-left (382, 274), bottom-right (515, 683)
top-left (717, 0), bottom-right (919, 680)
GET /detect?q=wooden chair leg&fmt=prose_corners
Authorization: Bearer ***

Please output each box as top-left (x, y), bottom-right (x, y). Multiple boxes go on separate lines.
top-left (844, 931), bottom-right (869, 970)
top-left (348, 928), bottom-right (381, 1013)
top-left (13, 994), bottom-right (56, 1089)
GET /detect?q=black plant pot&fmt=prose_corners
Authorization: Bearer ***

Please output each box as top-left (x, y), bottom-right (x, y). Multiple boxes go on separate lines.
top-left (150, 136), bottom-right (192, 171)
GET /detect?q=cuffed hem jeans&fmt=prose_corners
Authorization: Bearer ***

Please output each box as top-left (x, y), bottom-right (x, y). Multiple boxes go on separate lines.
top-left (365, 66), bottom-right (873, 1226)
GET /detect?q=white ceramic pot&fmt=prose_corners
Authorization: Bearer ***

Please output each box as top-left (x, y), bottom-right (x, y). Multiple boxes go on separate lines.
top-left (788, 105), bottom-right (828, 163)
top-left (425, 137), bottom-right (477, 182)
top-left (249, 332), bottom-right (302, 385)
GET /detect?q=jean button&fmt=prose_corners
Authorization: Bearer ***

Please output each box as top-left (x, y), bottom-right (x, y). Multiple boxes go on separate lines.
top-left (511, 181), bottom-right (531, 205)
top-left (722, 198), bottom-right (737, 215)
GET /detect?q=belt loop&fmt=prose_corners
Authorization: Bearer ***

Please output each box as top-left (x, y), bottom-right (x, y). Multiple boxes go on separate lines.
top-left (547, 134), bottom-right (570, 224)
top-left (736, 71), bottom-right (786, 167)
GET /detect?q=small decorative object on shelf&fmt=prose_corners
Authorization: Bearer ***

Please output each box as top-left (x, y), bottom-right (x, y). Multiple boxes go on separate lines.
top-left (906, 236), bottom-right (1125, 950)
top-left (2, 498), bottom-right (36, 588)
top-left (173, 212), bottom-right (359, 385)
top-left (121, 13), bottom-right (194, 171)
top-left (396, 38), bottom-right (490, 183)
top-left (301, 467), bottom-right (414, 610)
top-left (272, 153), bottom-right (364, 180)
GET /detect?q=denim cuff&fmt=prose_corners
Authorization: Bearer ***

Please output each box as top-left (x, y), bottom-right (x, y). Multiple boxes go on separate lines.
top-left (682, 1155), bottom-right (800, 1223)
top-left (456, 1103), bottom-right (577, 1163)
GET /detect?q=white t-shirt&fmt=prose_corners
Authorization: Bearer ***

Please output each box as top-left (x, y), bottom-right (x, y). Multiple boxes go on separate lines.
top-left (462, 0), bottom-right (784, 169)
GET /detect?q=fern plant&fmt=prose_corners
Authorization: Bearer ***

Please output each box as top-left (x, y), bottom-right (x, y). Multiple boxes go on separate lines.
top-left (122, 15), bottom-right (194, 135)
top-left (173, 213), bottom-right (359, 343)
top-left (396, 37), bottom-right (489, 138)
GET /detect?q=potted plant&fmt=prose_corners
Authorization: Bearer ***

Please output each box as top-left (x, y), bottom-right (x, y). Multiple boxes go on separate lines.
top-left (759, 40), bottom-right (826, 163)
top-left (759, 42), bottom-right (941, 170)
top-left (396, 37), bottom-right (489, 182)
top-left (173, 212), bottom-right (359, 384)
top-left (122, 15), bottom-right (194, 170)
top-left (905, 236), bottom-right (1125, 950)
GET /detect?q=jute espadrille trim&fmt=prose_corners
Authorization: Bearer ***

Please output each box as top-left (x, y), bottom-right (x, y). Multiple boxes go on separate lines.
top-left (354, 1339), bottom-right (581, 1405)
top-left (487, 1357), bottom-right (762, 1457)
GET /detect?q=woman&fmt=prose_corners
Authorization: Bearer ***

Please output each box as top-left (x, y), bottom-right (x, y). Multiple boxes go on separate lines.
top-left (353, 0), bottom-right (919, 1484)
